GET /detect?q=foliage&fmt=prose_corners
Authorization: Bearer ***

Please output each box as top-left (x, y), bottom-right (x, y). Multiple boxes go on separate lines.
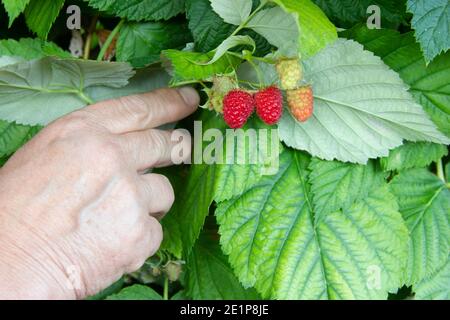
top-left (406, 0), bottom-right (450, 64)
top-left (0, 0), bottom-right (448, 300)
top-left (279, 39), bottom-right (448, 163)
top-left (312, 0), bottom-right (407, 28)
top-left (185, 227), bottom-right (260, 299)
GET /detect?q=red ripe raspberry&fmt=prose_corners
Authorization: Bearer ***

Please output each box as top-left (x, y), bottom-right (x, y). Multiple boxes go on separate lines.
top-left (222, 90), bottom-right (255, 129)
top-left (254, 86), bottom-right (283, 125)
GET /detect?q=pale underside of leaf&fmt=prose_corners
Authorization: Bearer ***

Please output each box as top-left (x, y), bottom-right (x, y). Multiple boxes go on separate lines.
top-left (202, 35), bottom-right (255, 65)
top-left (0, 56), bottom-right (24, 68)
top-left (246, 6), bottom-right (298, 56)
top-left (342, 27), bottom-right (450, 138)
top-left (0, 57), bottom-right (134, 125)
top-left (209, 0), bottom-right (252, 26)
top-left (279, 39), bottom-right (450, 164)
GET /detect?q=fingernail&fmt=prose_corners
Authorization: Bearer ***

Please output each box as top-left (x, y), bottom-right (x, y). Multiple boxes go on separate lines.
top-left (177, 86), bottom-right (200, 106)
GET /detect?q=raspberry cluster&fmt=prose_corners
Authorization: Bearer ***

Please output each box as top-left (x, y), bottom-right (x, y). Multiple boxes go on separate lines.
top-left (220, 58), bottom-right (314, 129)
top-left (222, 86), bottom-right (283, 128)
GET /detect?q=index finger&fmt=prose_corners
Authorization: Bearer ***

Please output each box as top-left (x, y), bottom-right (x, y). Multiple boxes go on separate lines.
top-left (82, 87), bottom-right (199, 134)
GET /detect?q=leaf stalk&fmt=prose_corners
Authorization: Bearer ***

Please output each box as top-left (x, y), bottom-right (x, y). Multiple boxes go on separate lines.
top-left (96, 19), bottom-right (125, 61)
top-left (436, 158), bottom-right (445, 182)
top-left (163, 277), bottom-right (169, 300)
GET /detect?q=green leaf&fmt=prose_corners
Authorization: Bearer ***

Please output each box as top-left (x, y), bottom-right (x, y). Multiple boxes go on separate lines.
top-left (214, 162), bottom-right (262, 203)
top-left (308, 159), bottom-right (385, 222)
top-left (179, 165), bottom-right (216, 255)
top-left (185, 229), bottom-right (260, 299)
top-left (160, 214), bottom-right (183, 258)
top-left (0, 121), bottom-right (41, 157)
top-left (380, 142), bottom-right (448, 171)
top-left (246, 6), bottom-right (298, 56)
top-left (407, 0), bottom-right (450, 64)
top-left (186, 0), bottom-right (235, 52)
top-left (162, 49), bottom-right (241, 84)
top-left (86, 66), bottom-right (170, 102)
top-left (279, 39), bottom-right (450, 164)
top-left (217, 149), bottom-right (409, 299)
top-left (0, 156), bottom-right (8, 167)
top-left (313, 0), bottom-right (407, 28)
top-left (106, 285), bottom-right (162, 300)
top-left (161, 111), bottom-right (264, 257)
top-left (0, 57), bottom-right (134, 125)
top-left (239, 28), bottom-right (274, 57)
top-left (1, 0), bottom-right (30, 27)
top-left (414, 256), bottom-right (450, 300)
top-left (272, 0), bottom-right (338, 58)
top-left (158, 166), bottom-right (187, 258)
top-left (84, 0), bottom-right (185, 21)
top-left (342, 26), bottom-right (450, 138)
top-left (0, 38), bottom-right (71, 60)
top-left (159, 163), bottom-right (216, 257)
top-left (24, 0), bottom-right (65, 39)
top-left (213, 117), bottom-right (276, 203)
top-left (210, 0), bottom-right (252, 25)
top-left (204, 35), bottom-right (255, 65)
top-left (390, 169), bottom-right (450, 285)
top-left (0, 56), bottom-right (24, 68)
top-left (116, 21), bottom-right (192, 68)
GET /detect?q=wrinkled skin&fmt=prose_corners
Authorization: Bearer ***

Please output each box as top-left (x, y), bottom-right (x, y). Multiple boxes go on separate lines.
top-left (0, 87), bottom-right (199, 299)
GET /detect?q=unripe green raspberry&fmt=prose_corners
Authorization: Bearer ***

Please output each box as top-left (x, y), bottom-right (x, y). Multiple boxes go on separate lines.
top-left (276, 58), bottom-right (303, 90)
top-left (207, 76), bottom-right (238, 113)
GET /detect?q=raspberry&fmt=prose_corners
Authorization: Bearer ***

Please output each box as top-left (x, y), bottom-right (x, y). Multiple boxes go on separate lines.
top-left (222, 90), bottom-right (255, 128)
top-left (207, 76), bottom-right (238, 113)
top-left (276, 58), bottom-right (303, 90)
top-left (254, 86), bottom-right (283, 125)
top-left (286, 85), bottom-right (314, 122)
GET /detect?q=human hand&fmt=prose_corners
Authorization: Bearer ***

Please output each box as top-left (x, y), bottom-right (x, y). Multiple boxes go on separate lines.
top-left (0, 87), bottom-right (199, 299)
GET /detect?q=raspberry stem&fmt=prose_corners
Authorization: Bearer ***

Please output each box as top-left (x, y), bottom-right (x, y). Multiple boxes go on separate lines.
top-left (436, 158), bottom-right (445, 182)
top-left (247, 60), bottom-right (264, 87)
top-left (230, 2), bottom-right (267, 37)
top-left (238, 79), bottom-right (261, 89)
top-left (253, 56), bottom-right (277, 64)
top-left (96, 19), bottom-right (124, 61)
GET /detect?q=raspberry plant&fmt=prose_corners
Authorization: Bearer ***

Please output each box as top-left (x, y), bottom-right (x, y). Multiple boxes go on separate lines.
top-left (0, 0), bottom-right (449, 300)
